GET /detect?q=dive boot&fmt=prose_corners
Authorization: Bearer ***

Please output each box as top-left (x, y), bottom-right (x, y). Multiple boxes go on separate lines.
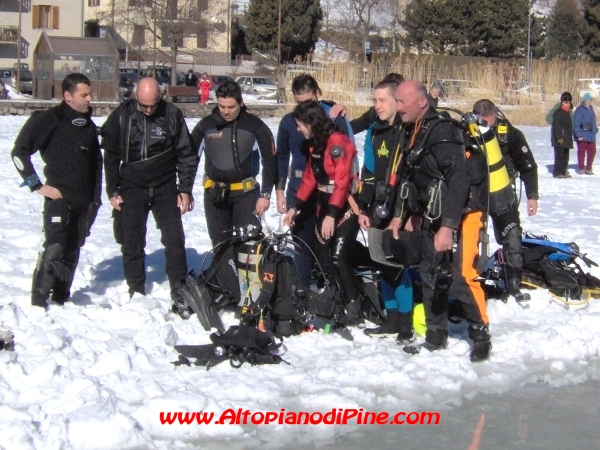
top-left (339, 297), bottom-right (364, 326)
top-left (395, 310), bottom-right (415, 344)
top-left (505, 266), bottom-right (531, 303)
top-left (468, 324), bottom-right (492, 362)
top-left (364, 309), bottom-right (401, 336)
top-left (403, 331), bottom-right (447, 355)
top-left (171, 289), bottom-right (192, 320)
top-left (470, 339), bottom-right (492, 362)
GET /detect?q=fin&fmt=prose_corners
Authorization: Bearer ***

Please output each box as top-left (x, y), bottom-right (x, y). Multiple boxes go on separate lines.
top-left (178, 281), bottom-right (211, 331)
top-left (361, 281), bottom-right (386, 319)
top-left (182, 274), bottom-right (225, 332)
top-left (367, 228), bottom-right (404, 268)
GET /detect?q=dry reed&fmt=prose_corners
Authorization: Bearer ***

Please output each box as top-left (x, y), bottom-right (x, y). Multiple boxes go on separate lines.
top-left (282, 57), bottom-right (600, 126)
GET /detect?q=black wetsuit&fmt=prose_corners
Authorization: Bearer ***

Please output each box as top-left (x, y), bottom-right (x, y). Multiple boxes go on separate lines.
top-left (11, 101), bottom-right (103, 305)
top-left (191, 105), bottom-right (276, 244)
top-left (102, 98), bottom-right (198, 296)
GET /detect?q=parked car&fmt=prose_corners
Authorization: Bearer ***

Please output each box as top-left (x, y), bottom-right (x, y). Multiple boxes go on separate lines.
top-left (140, 66), bottom-right (185, 86)
top-left (433, 79), bottom-right (488, 99)
top-left (0, 67), bottom-right (33, 95)
top-left (503, 84), bottom-right (546, 104)
top-left (576, 78), bottom-right (600, 101)
top-left (119, 72), bottom-right (138, 101)
top-left (212, 75), bottom-right (234, 86)
top-left (119, 68), bottom-right (141, 77)
top-left (235, 76), bottom-right (277, 95)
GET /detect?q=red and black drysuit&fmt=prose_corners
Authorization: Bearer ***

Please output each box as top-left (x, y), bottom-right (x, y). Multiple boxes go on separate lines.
top-left (292, 131), bottom-right (361, 304)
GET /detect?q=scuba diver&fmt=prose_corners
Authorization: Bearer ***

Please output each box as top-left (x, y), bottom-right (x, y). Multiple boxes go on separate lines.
top-left (283, 100), bottom-right (363, 326)
top-left (353, 78), bottom-right (418, 341)
top-left (393, 81), bottom-right (492, 362)
top-left (472, 99), bottom-right (539, 304)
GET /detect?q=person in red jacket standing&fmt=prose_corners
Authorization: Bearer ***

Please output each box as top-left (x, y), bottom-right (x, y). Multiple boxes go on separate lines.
top-left (198, 72), bottom-right (211, 105)
top-left (283, 100), bottom-right (363, 325)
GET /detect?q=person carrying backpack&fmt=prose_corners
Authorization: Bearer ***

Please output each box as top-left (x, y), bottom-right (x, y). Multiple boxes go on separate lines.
top-left (473, 99), bottom-right (539, 304)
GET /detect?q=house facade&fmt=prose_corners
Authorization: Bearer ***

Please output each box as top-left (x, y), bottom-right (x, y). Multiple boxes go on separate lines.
top-left (0, 0), bottom-right (84, 69)
top-left (84, 0), bottom-right (231, 67)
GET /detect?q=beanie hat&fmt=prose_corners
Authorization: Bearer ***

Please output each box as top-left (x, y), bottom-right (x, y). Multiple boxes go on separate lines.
top-left (582, 92), bottom-right (593, 102)
top-left (560, 92), bottom-right (572, 103)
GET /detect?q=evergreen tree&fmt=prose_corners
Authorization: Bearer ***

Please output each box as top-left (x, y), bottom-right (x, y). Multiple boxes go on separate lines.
top-left (546, 0), bottom-right (584, 59)
top-left (246, 0), bottom-right (322, 62)
top-left (402, 0), bottom-right (462, 54)
top-left (404, 0), bottom-right (531, 58)
top-left (477, 0), bottom-right (530, 58)
top-left (582, 0), bottom-right (600, 61)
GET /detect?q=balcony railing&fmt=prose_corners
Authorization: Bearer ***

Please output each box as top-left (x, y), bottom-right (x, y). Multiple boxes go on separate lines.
top-left (0, 26), bottom-right (18, 44)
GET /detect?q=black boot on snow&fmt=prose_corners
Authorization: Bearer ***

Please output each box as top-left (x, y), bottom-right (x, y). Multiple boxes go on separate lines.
top-left (403, 330), bottom-right (447, 354)
top-left (171, 289), bottom-right (192, 320)
top-left (364, 309), bottom-right (401, 336)
top-left (470, 339), bottom-right (492, 362)
top-left (468, 324), bottom-right (492, 362)
top-left (505, 267), bottom-right (531, 303)
top-left (339, 297), bottom-right (364, 326)
top-left (396, 310), bottom-right (415, 344)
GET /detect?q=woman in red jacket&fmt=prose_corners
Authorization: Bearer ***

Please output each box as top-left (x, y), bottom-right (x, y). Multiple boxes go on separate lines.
top-left (198, 72), bottom-right (211, 105)
top-left (283, 100), bottom-right (363, 325)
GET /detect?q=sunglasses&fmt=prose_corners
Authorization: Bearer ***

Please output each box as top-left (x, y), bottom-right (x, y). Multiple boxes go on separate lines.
top-left (137, 100), bottom-right (159, 109)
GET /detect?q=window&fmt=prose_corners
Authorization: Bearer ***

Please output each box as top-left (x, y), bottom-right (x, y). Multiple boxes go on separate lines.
top-left (168, 0), bottom-right (178, 19)
top-left (197, 28), bottom-right (207, 48)
top-left (161, 25), bottom-right (183, 48)
top-left (133, 24), bottom-right (145, 46)
top-left (128, 0), bottom-right (152, 6)
top-left (88, 0), bottom-right (100, 6)
top-left (32, 5), bottom-right (59, 29)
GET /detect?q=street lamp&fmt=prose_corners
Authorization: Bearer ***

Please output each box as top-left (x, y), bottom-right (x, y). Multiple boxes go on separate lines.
top-left (380, 29), bottom-right (390, 72)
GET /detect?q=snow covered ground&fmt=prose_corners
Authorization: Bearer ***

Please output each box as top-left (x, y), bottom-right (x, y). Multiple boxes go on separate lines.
top-left (1, 114), bottom-right (600, 449)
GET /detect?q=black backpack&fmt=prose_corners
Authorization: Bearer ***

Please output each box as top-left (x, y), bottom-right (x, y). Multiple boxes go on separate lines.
top-left (241, 243), bottom-right (336, 337)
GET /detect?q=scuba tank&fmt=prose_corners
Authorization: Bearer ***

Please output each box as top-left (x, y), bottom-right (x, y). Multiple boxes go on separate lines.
top-left (463, 113), bottom-right (514, 271)
top-left (237, 240), bottom-right (264, 312)
top-left (464, 115), bottom-right (515, 213)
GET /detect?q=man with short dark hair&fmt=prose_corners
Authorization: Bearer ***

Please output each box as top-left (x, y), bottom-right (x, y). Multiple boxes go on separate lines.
top-left (472, 98), bottom-right (539, 303)
top-left (12, 73), bottom-right (103, 308)
top-left (191, 80), bottom-right (276, 244)
top-left (102, 77), bottom-right (199, 318)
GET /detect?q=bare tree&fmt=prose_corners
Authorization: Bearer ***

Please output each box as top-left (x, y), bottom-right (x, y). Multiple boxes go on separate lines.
top-left (97, 0), bottom-right (228, 84)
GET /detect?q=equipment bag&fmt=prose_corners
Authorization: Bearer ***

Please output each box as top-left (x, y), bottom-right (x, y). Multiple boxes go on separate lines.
top-left (173, 324), bottom-right (287, 370)
top-left (483, 233), bottom-right (600, 300)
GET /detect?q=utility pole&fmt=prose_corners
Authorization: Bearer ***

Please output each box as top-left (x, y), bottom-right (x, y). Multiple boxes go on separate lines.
top-left (526, 2), bottom-right (531, 85)
top-left (276, 0), bottom-right (282, 78)
top-left (16, 0), bottom-right (22, 93)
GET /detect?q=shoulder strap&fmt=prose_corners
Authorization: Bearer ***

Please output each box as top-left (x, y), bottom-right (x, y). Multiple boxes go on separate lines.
top-left (363, 121), bottom-right (378, 173)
